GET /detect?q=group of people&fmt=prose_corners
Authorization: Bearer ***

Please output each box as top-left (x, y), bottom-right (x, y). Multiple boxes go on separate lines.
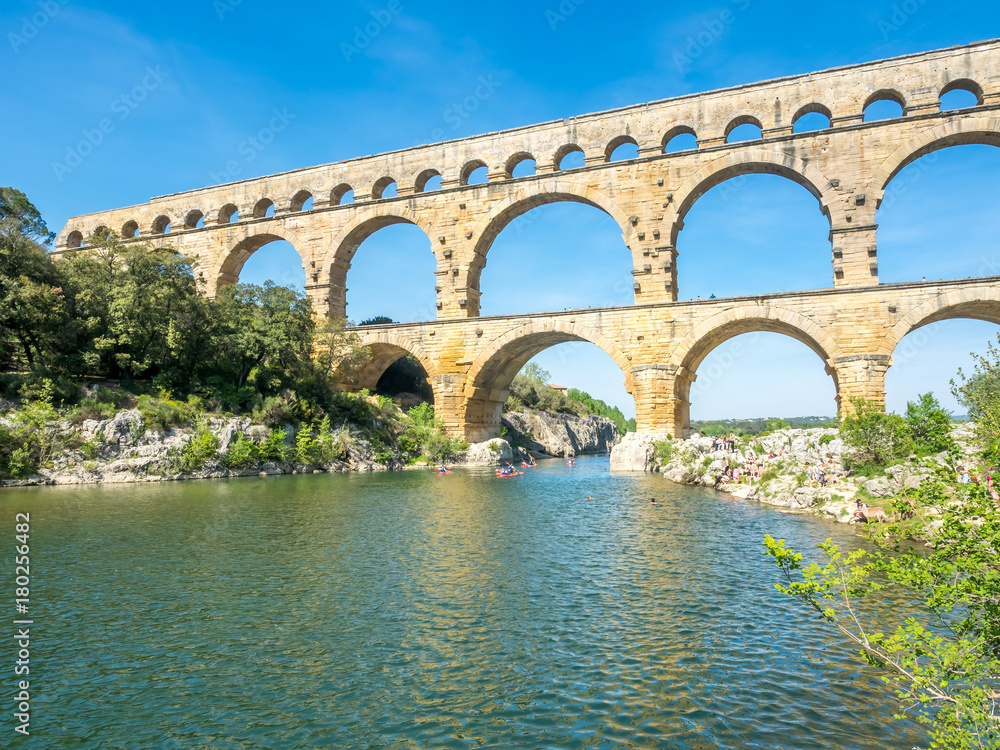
top-left (709, 437), bottom-right (842, 490)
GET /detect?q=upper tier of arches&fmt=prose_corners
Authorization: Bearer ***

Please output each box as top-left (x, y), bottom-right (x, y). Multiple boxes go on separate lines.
top-left (60, 66), bottom-right (995, 247)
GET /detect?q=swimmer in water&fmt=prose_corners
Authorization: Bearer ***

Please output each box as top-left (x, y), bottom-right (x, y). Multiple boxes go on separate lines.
top-left (650, 498), bottom-right (657, 504)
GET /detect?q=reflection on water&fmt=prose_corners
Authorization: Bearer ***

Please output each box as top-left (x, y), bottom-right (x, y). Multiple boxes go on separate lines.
top-left (5, 457), bottom-right (922, 749)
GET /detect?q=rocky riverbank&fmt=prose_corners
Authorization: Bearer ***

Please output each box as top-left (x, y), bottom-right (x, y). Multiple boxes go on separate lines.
top-left (611, 424), bottom-right (979, 524)
top-left (0, 409), bottom-right (527, 487)
top-left (501, 410), bottom-right (620, 457)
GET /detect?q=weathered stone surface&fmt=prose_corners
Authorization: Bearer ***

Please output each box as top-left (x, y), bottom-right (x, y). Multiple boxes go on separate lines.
top-left (461, 439), bottom-right (514, 466)
top-left (502, 411), bottom-right (619, 457)
top-left (862, 477), bottom-right (895, 498)
top-left (610, 432), bottom-right (672, 472)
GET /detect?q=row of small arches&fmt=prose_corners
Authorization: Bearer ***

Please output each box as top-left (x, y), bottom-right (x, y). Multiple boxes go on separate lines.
top-left (62, 80), bottom-right (985, 247)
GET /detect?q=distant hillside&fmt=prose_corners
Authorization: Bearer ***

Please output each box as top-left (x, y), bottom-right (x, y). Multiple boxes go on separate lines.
top-left (691, 417), bottom-right (836, 437)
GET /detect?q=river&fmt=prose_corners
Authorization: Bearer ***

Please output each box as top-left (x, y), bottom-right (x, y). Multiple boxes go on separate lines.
top-left (3, 456), bottom-right (922, 749)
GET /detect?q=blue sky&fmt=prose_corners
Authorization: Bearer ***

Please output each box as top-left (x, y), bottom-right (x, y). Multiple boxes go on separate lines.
top-left (3, 0), bottom-right (999, 419)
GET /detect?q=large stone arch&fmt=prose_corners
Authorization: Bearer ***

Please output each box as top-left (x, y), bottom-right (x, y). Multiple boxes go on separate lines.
top-left (868, 116), bottom-right (1000, 201)
top-left (462, 318), bottom-right (632, 442)
top-left (465, 180), bottom-right (634, 295)
top-left (667, 305), bottom-right (844, 433)
top-left (209, 226), bottom-right (305, 294)
top-left (348, 329), bottom-right (439, 392)
top-left (321, 205), bottom-right (437, 319)
top-left (668, 149), bottom-right (841, 247)
top-left (877, 284), bottom-right (1000, 357)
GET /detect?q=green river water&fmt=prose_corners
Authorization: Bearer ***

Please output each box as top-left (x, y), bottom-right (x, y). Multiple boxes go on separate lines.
top-left (2, 456), bottom-right (923, 749)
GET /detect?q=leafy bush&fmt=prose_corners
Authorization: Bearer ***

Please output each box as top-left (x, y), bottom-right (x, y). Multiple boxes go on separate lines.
top-left (179, 426), bottom-right (219, 472)
top-left (904, 392), bottom-right (954, 455)
top-left (840, 397), bottom-right (912, 468)
top-left (137, 394), bottom-right (198, 431)
top-left (220, 433), bottom-right (260, 469)
top-left (818, 434), bottom-right (835, 445)
top-left (259, 429), bottom-right (290, 463)
top-left (294, 426), bottom-right (321, 464)
top-left (654, 439), bottom-right (674, 463)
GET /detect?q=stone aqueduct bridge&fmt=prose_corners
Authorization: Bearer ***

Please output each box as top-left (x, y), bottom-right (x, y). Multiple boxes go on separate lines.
top-left (57, 39), bottom-right (1000, 438)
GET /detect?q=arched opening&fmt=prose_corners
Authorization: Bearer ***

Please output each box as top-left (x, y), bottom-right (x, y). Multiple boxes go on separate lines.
top-left (675, 172), bottom-right (832, 299)
top-left (331, 184), bottom-right (355, 205)
top-left (152, 215), bottom-right (171, 234)
top-left (505, 152), bottom-right (536, 178)
top-left (939, 79), bottom-right (983, 111)
top-left (415, 169), bottom-right (442, 193)
top-left (876, 144), bottom-right (1000, 282)
top-left (336, 220), bottom-right (436, 323)
top-left (554, 144), bottom-right (585, 170)
top-left (66, 230), bottom-right (83, 248)
top-left (886, 318), bottom-right (1000, 415)
top-left (290, 190), bottom-right (314, 212)
top-left (726, 117), bottom-right (763, 143)
top-left (253, 199), bottom-right (275, 218)
top-left (461, 160), bottom-right (489, 186)
top-left (219, 204), bottom-right (239, 223)
top-left (864, 91), bottom-right (905, 122)
top-left (221, 235), bottom-right (307, 293)
top-left (346, 341), bottom-right (435, 405)
top-left (93, 226), bottom-right (110, 240)
top-left (684, 330), bottom-right (838, 427)
top-left (792, 104), bottom-right (832, 133)
top-left (372, 177), bottom-right (398, 200)
top-left (606, 136), bottom-right (639, 162)
top-left (465, 328), bottom-right (633, 443)
top-left (477, 200), bottom-right (633, 316)
top-left (663, 126), bottom-right (698, 153)
top-left (121, 221), bottom-right (139, 239)
top-left (185, 210), bottom-right (204, 229)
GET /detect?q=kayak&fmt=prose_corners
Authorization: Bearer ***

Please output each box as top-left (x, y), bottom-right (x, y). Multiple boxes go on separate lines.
top-left (435, 470), bottom-right (452, 475)
top-left (495, 471), bottom-right (523, 478)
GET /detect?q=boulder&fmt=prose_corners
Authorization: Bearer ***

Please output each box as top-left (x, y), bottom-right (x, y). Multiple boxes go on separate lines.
top-left (610, 432), bottom-right (671, 472)
top-left (463, 439), bottom-right (513, 466)
top-left (101, 410), bottom-right (145, 447)
top-left (862, 476), bottom-right (895, 498)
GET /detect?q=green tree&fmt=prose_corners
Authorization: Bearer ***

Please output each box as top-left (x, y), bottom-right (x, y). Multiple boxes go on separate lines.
top-left (60, 233), bottom-right (203, 382)
top-left (0, 218), bottom-right (70, 371)
top-left (953, 334), bottom-right (1000, 442)
top-left (905, 392), bottom-right (955, 455)
top-left (520, 362), bottom-right (550, 384)
top-left (765, 469), bottom-right (1000, 749)
top-left (840, 397), bottom-right (912, 469)
top-left (0, 187), bottom-right (55, 243)
top-left (314, 317), bottom-right (370, 382)
top-left (211, 281), bottom-right (315, 390)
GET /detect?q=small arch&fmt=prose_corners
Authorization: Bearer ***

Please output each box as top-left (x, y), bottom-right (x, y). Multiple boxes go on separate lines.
top-left (792, 103), bottom-right (833, 133)
top-left (253, 199), bottom-right (275, 218)
top-left (605, 135), bottom-right (640, 162)
top-left (939, 79), bottom-right (983, 111)
top-left (663, 126), bottom-right (698, 153)
top-left (725, 115), bottom-right (764, 143)
top-left (66, 230), bottom-right (83, 248)
top-left (347, 335), bottom-right (438, 393)
top-left (152, 215), bottom-right (172, 234)
top-left (93, 226), bottom-right (111, 240)
top-left (219, 204), bottom-right (239, 223)
top-left (185, 210), bottom-right (204, 229)
top-left (505, 152), bottom-right (536, 179)
top-left (331, 184), bottom-right (355, 205)
top-left (554, 144), bottom-right (585, 170)
top-left (863, 90), bottom-right (906, 122)
top-left (460, 160), bottom-right (489, 185)
top-left (372, 177), bottom-right (398, 200)
top-left (121, 220), bottom-right (139, 239)
top-left (414, 169), bottom-right (442, 193)
top-left (290, 190), bottom-right (314, 212)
